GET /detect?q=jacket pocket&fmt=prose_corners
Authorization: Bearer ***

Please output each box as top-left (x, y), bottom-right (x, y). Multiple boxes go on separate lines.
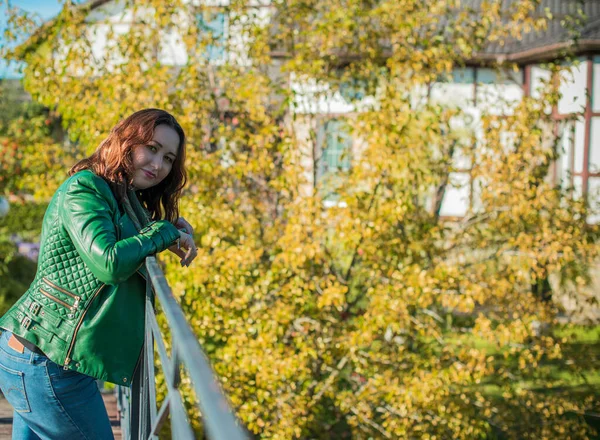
top-left (39, 289), bottom-right (74, 309)
top-left (40, 278), bottom-right (81, 310)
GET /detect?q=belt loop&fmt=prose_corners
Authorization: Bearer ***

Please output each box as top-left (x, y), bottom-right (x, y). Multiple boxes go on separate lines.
top-left (21, 316), bottom-right (32, 330)
top-left (29, 302), bottom-right (41, 316)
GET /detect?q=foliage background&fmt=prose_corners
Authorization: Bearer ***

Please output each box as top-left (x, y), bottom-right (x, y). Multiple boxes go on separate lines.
top-left (1, 0), bottom-right (600, 438)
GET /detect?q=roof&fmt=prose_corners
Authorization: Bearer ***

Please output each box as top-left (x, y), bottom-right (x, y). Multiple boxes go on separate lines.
top-left (14, 0), bottom-right (600, 64)
top-left (474, 0), bottom-right (600, 62)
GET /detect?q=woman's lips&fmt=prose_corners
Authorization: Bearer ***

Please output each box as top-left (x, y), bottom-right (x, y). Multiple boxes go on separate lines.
top-left (143, 170), bottom-right (156, 179)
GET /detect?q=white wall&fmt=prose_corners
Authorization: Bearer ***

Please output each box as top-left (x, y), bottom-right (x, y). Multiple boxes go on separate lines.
top-left (558, 121), bottom-right (573, 188)
top-left (590, 117), bottom-right (600, 174)
top-left (588, 177), bottom-right (600, 224)
top-left (439, 172), bottom-right (470, 217)
top-left (558, 58), bottom-right (588, 115)
top-left (574, 118), bottom-right (586, 175)
top-left (476, 83), bottom-right (523, 115)
top-left (430, 83), bottom-right (474, 109)
top-left (290, 74), bottom-right (376, 115)
top-left (530, 65), bottom-right (552, 99)
top-left (55, 0), bottom-right (273, 74)
top-left (476, 67), bottom-right (524, 115)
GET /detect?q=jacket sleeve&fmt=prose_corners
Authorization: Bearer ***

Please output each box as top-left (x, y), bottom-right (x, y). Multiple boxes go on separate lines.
top-left (59, 172), bottom-right (180, 286)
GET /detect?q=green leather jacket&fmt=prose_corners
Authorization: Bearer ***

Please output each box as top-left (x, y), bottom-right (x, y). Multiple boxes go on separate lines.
top-left (0, 170), bottom-right (180, 386)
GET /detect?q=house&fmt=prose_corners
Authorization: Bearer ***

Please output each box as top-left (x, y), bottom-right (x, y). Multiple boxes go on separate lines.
top-left (430, 0), bottom-right (600, 222)
top-left (280, 0), bottom-right (600, 221)
top-left (11, 0), bottom-right (600, 222)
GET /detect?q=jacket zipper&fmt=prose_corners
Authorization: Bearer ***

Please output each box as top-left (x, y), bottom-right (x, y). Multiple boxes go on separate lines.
top-left (42, 278), bottom-right (81, 308)
top-left (39, 288), bottom-right (76, 310)
top-left (63, 283), bottom-right (106, 370)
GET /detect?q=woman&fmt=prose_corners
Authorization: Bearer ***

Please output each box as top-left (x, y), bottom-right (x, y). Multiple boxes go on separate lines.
top-left (0, 108), bottom-right (197, 439)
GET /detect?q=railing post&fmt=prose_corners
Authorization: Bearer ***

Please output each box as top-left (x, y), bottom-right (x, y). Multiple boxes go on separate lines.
top-left (117, 386), bottom-right (129, 440)
top-left (139, 345), bottom-right (150, 440)
top-left (129, 356), bottom-right (143, 440)
top-left (141, 282), bottom-right (157, 440)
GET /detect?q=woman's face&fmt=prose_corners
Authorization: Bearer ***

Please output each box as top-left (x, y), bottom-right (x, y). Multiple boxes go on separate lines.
top-left (131, 124), bottom-right (180, 190)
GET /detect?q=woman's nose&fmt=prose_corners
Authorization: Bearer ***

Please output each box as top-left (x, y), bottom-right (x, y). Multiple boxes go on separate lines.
top-left (151, 156), bottom-right (163, 170)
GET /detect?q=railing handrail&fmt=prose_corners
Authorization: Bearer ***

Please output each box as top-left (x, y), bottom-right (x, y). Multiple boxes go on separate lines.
top-left (118, 256), bottom-right (249, 440)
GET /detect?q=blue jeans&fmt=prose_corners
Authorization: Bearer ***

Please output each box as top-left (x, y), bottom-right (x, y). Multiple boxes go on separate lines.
top-left (0, 331), bottom-right (114, 439)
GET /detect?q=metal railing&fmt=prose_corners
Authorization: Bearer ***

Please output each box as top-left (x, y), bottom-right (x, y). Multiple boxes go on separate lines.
top-left (117, 256), bottom-right (249, 440)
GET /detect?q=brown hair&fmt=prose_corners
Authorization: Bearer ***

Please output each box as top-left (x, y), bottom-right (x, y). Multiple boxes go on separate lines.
top-left (70, 108), bottom-right (187, 222)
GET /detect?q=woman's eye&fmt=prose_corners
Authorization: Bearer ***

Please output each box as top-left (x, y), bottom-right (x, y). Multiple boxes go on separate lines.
top-left (147, 145), bottom-right (157, 152)
top-left (166, 156), bottom-right (174, 163)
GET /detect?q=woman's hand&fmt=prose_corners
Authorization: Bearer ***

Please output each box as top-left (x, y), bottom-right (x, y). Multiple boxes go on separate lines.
top-left (167, 217), bottom-right (197, 266)
top-left (176, 230), bottom-right (197, 267)
top-left (174, 217), bottom-right (194, 236)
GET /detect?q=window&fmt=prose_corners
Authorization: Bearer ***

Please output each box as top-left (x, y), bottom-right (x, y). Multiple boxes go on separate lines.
top-left (477, 68), bottom-right (497, 84)
top-left (196, 11), bottom-right (226, 61)
top-left (476, 68), bottom-right (523, 85)
top-left (339, 78), bottom-right (366, 102)
top-left (319, 119), bottom-right (352, 174)
top-left (334, 67), bottom-right (371, 104)
top-left (451, 67), bottom-right (475, 84)
top-left (432, 67), bottom-right (475, 84)
top-left (318, 119), bottom-right (352, 202)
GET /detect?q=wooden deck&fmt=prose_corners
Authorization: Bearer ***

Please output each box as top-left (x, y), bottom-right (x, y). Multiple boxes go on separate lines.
top-left (0, 392), bottom-right (121, 439)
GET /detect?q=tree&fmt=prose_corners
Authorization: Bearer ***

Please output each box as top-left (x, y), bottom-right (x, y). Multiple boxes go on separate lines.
top-left (2, 0), bottom-right (599, 438)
